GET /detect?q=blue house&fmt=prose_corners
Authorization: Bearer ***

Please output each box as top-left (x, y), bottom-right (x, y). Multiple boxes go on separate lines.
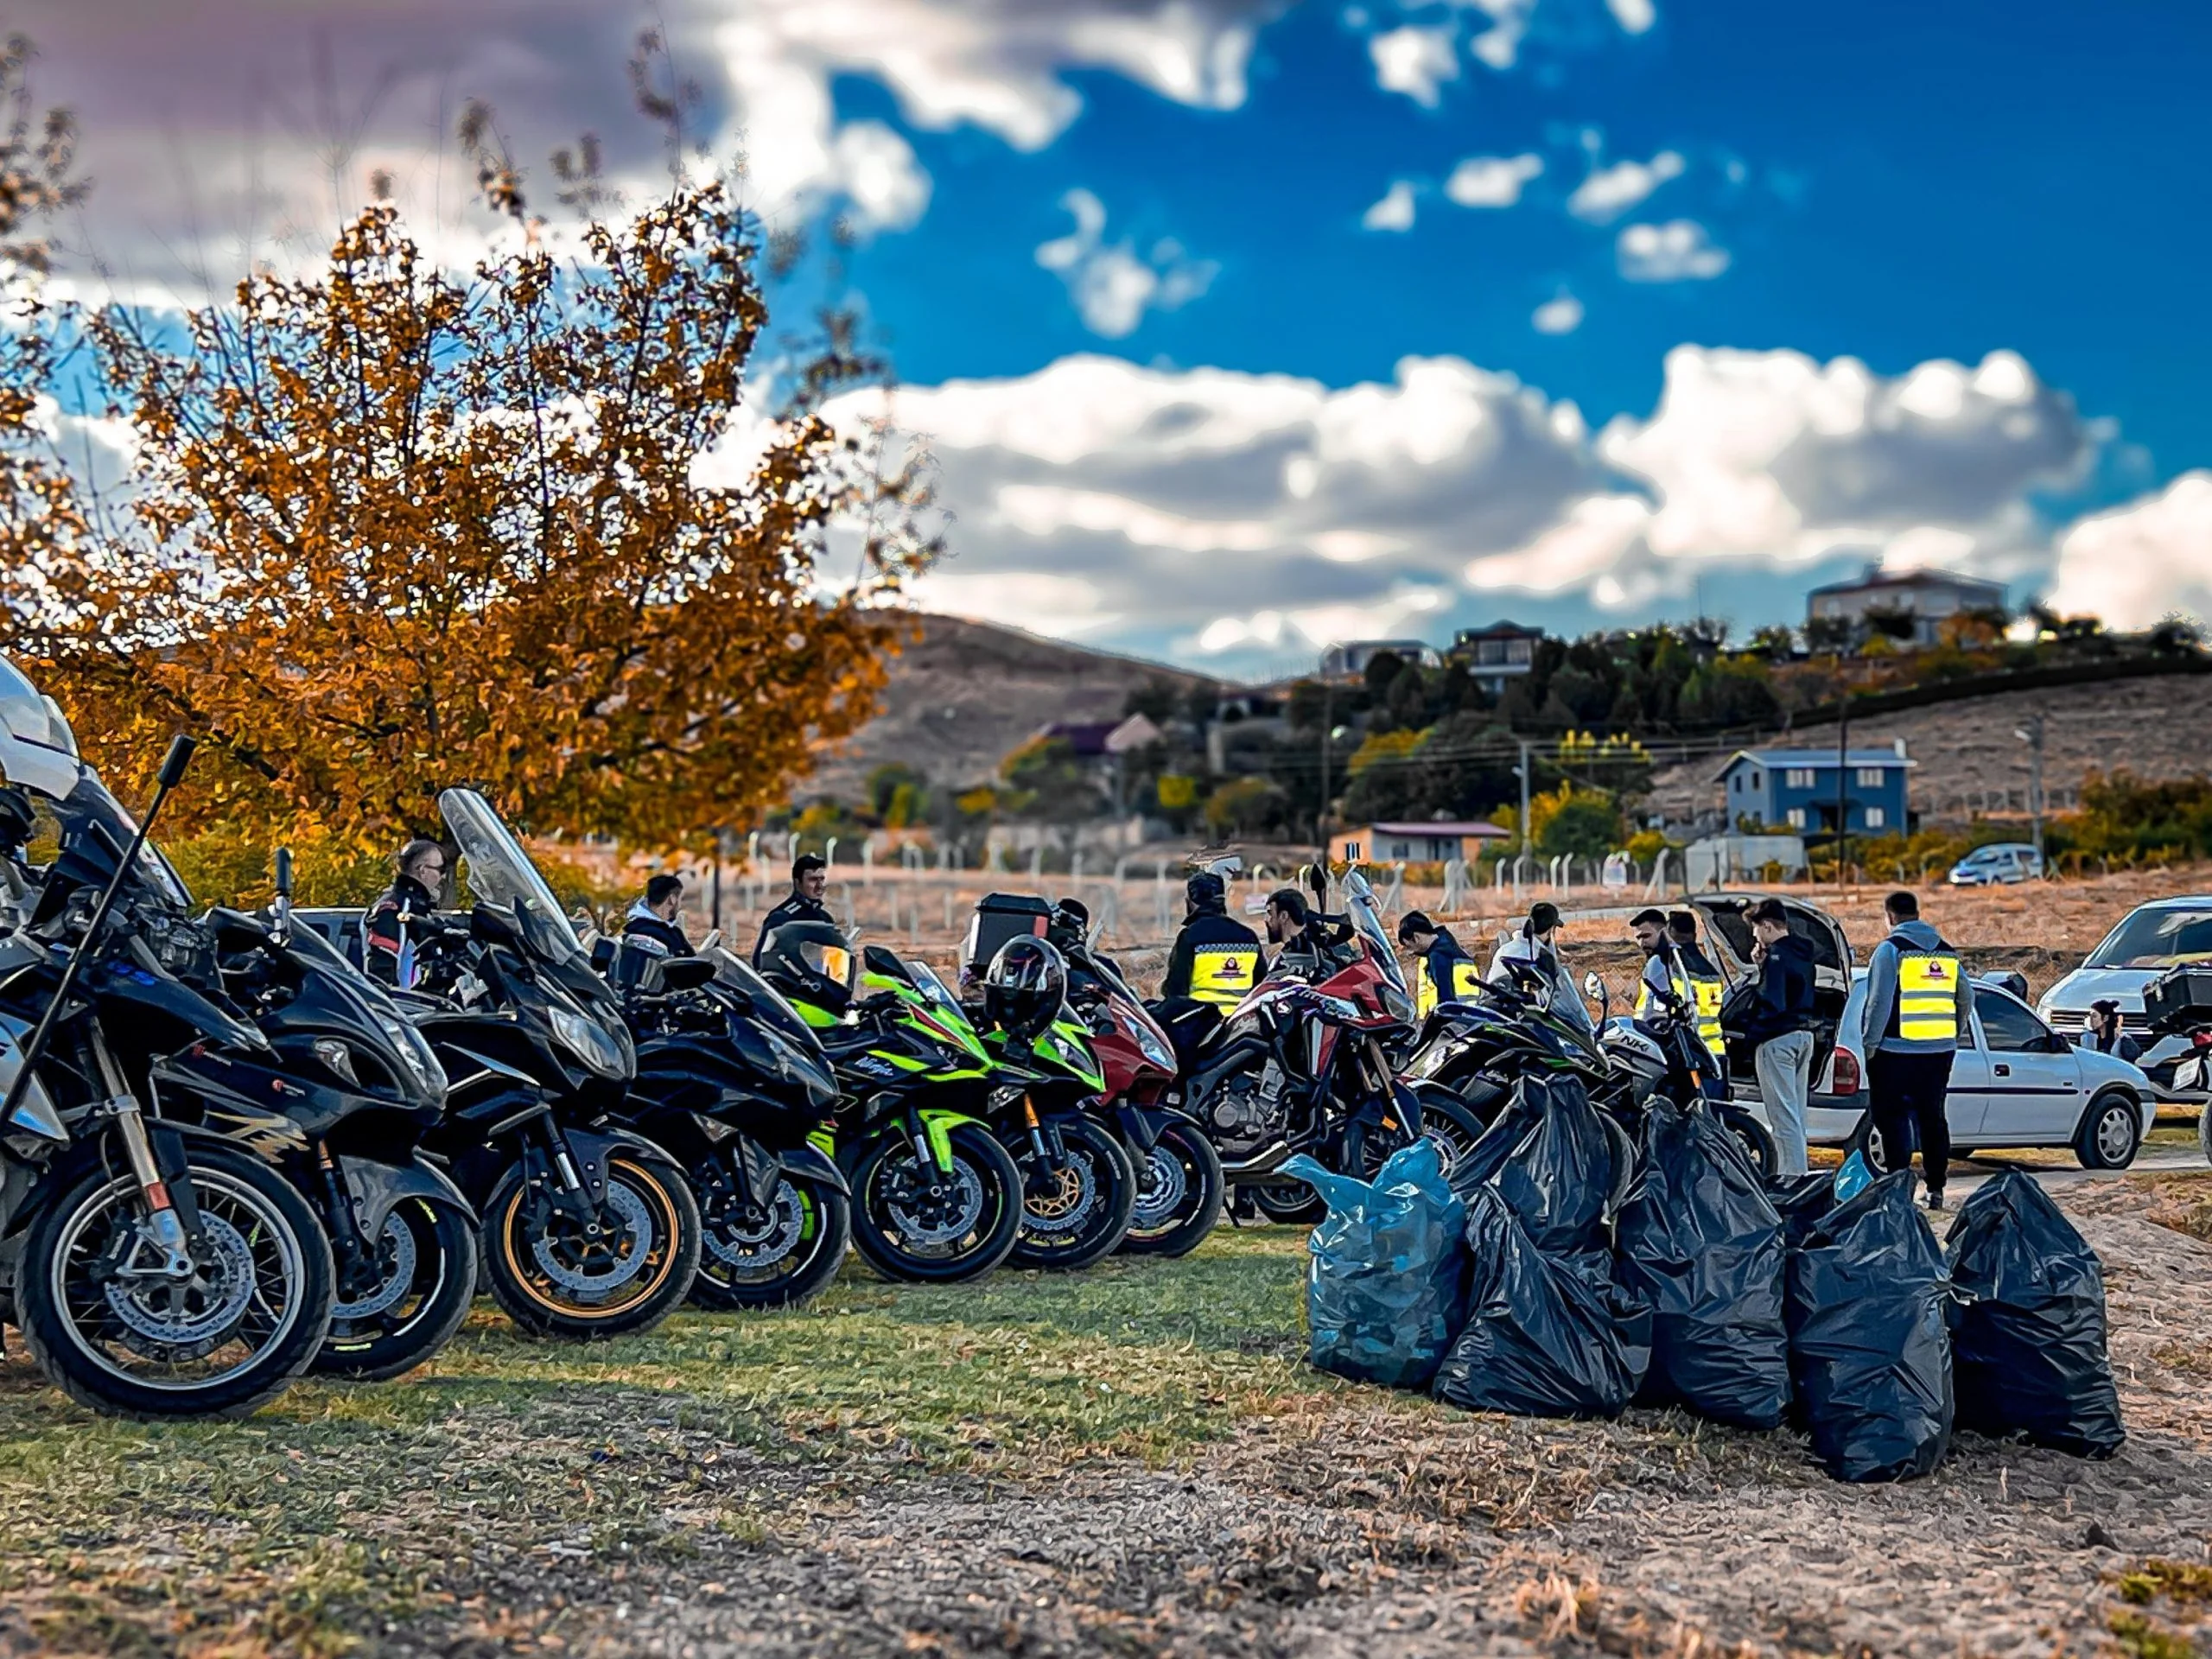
top-left (1714, 747), bottom-right (1915, 836)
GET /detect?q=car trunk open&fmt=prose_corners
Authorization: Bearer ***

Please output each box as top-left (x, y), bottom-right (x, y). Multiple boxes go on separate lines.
top-left (1691, 893), bottom-right (1854, 1084)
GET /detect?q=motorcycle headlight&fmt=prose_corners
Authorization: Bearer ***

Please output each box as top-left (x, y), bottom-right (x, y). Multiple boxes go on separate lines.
top-left (377, 1011), bottom-right (446, 1097)
top-left (550, 1004), bottom-right (627, 1079)
top-left (1317, 995), bottom-right (1362, 1023)
top-left (312, 1037), bottom-right (359, 1086)
top-left (1131, 1020), bottom-right (1173, 1071)
top-left (1378, 980), bottom-right (1414, 1024)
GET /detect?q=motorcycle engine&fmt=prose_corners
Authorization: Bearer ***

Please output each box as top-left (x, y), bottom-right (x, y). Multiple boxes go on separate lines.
top-left (1207, 1058), bottom-right (1286, 1147)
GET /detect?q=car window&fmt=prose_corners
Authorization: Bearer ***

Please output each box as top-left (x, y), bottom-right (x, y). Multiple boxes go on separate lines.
top-left (1979, 991), bottom-right (2053, 1053)
top-left (2087, 906), bottom-right (2212, 969)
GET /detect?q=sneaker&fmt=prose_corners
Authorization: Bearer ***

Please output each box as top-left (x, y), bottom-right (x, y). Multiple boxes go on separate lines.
top-left (1923, 1192), bottom-right (1946, 1212)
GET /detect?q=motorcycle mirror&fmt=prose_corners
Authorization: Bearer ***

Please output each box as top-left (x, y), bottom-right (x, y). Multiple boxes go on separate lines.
top-left (156, 734), bottom-right (197, 791)
top-left (1582, 970), bottom-right (1605, 1000)
top-left (273, 847), bottom-right (294, 900)
top-left (660, 957), bottom-right (716, 992)
top-left (700, 928), bottom-right (722, 951)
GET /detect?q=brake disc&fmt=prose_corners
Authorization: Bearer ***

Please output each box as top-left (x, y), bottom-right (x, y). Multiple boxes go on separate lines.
top-left (334, 1213), bottom-right (420, 1321)
top-left (105, 1213), bottom-right (257, 1350)
top-left (1021, 1149), bottom-right (1097, 1234)
top-left (1131, 1144), bottom-right (1188, 1229)
top-left (705, 1181), bottom-right (804, 1269)
top-left (887, 1155), bottom-right (984, 1247)
top-left (529, 1179), bottom-right (653, 1296)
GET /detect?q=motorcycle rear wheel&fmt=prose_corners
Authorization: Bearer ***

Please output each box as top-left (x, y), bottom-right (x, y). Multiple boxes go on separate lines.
top-left (849, 1123), bottom-right (1024, 1284)
top-left (18, 1144), bottom-right (334, 1421)
top-left (1008, 1117), bottom-right (1137, 1272)
top-left (1119, 1122), bottom-right (1226, 1258)
top-left (484, 1154), bottom-right (701, 1340)
top-left (315, 1198), bottom-right (479, 1382)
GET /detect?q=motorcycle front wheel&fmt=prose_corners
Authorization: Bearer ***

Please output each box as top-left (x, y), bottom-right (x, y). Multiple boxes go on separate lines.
top-left (849, 1123), bottom-right (1023, 1284)
top-left (315, 1198), bottom-right (480, 1382)
top-left (691, 1166), bottom-right (851, 1311)
top-left (18, 1144), bottom-right (334, 1421)
top-left (1007, 1117), bottom-right (1137, 1272)
top-left (484, 1154), bottom-right (701, 1339)
top-left (1118, 1121), bottom-right (1226, 1258)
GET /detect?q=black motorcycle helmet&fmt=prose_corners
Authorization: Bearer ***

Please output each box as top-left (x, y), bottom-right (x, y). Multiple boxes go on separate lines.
top-left (757, 919), bottom-right (858, 1017)
top-left (984, 935), bottom-right (1068, 1042)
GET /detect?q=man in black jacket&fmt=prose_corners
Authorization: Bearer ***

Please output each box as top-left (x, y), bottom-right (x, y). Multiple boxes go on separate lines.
top-left (363, 838), bottom-right (445, 988)
top-left (622, 874), bottom-right (695, 958)
top-left (752, 853), bottom-right (832, 964)
top-left (1160, 872), bottom-right (1262, 1009)
top-left (1739, 898), bottom-right (1816, 1178)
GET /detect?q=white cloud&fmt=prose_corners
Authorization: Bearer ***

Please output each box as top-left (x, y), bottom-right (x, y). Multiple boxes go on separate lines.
top-left (2045, 473), bottom-right (2212, 629)
top-left (1370, 25), bottom-right (1460, 106)
top-left (827, 341), bottom-right (2113, 671)
top-left (1363, 181), bottom-right (1420, 232)
top-left (1532, 292), bottom-right (1585, 334)
top-left (1035, 189), bottom-right (1217, 337)
top-left (1606, 0), bottom-right (1658, 35)
top-left (1617, 219), bottom-right (1730, 282)
top-left (1567, 149), bottom-right (1685, 223)
top-left (1444, 153), bottom-right (1545, 208)
top-left (825, 121), bottom-right (933, 232)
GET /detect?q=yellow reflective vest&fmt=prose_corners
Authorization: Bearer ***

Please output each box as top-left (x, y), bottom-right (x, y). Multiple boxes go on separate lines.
top-left (1893, 950), bottom-right (1964, 1044)
top-left (1412, 953), bottom-right (1487, 1018)
top-left (1635, 955), bottom-right (1728, 1060)
top-left (1189, 944), bottom-right (1260, 1009)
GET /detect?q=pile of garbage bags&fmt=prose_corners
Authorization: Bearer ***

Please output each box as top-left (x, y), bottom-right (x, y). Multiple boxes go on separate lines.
top-left (1291, 1082), bottom-right (2125, 1483)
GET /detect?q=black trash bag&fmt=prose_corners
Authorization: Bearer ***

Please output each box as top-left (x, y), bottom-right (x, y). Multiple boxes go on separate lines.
top-left (1770, 1150), bottom-right (1875, 1248)
top-left (1282, 1141), bottom-right (1468, 1390)
top-left (1484, 1075), bottom-right (1616, 1282)
top-left (1615, 1098), bottom-right (1789, 1428)
top-left (1433, 1189), bottom-right (1652, 1420)
top-left (1446, 1075), bottom-right (1548, 1198)
top-left (1945, 1171), bottom-right (2125, 1458)
top-left (1786, 1170), bottom-right (1955, 1482)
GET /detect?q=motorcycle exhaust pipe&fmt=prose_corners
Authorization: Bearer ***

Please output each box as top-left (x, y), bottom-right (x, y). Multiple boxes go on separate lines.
top-left (1217, 1139), bottom-right (1292, 1179)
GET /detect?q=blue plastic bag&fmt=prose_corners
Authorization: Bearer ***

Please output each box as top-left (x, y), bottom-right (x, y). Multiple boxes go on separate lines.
top-left (1282, 1141), bottom-right (1468, 1390)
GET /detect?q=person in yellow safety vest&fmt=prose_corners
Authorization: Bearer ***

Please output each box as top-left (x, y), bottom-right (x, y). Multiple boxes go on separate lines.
top-left (1858, 889), bottom-right (1975, 1211)
top-left (1396, 911), bottom-right (1484, 1018)
top-left (1160, 871), bottom-right (1262, 1010)
top-left (1646, 908), bottom-right (1732, 1068)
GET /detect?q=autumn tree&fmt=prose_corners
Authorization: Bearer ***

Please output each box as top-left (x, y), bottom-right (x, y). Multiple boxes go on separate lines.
top-left (5, 55), bottom-right (932, 853)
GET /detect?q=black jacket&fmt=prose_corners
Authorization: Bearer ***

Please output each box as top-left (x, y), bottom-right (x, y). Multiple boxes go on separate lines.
top-left (752, 891), bottom-right (835, 964)
top-left (362, 874), bottom-right (439, 988)
top-left (622, 901), bottom-right (695, 958)
top-left (1161, 906), bottom-right (1262, 1000)
top-left (1740, 931), bottom-right (1817, 1046)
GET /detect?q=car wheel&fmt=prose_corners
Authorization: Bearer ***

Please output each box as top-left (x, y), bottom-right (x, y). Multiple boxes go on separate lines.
top-left (2074, 1090), bottom-right (2143, 1171)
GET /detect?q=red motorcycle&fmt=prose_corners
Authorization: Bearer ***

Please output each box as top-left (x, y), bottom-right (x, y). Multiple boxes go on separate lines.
top-left (1161, 872), bottom-right (1486, 1224)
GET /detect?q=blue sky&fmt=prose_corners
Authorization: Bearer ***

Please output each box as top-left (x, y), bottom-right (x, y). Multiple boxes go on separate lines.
top-left (23, 0), bottom-right (2212, 678)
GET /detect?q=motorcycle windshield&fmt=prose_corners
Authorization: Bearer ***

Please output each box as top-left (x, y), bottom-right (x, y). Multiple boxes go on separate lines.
top-left (55, 772), bottom-right (194, 912)
top-left (708, 947), bottom-right (819, 1047)
top-left (438, 788), bottom-right (581, 964)
top-left (907, 959), bottom-right (989, 1062)
top-left (1340, 871), bottom-right (1407, 993)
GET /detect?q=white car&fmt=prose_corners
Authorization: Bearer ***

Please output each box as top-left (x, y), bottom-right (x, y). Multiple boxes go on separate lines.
top-left (2037, 894), bottom-right (2212, 1093)
top-left (1948, 842), bottom-right (2044, 886)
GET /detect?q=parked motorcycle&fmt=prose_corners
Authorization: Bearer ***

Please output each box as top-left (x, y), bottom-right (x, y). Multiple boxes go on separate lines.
top-left (599, 937), bottom-right (851, 1309)
top-left (0, 685), bottom-right (334, 1419)
top-left (406, 789), bottom-right (702, 1339)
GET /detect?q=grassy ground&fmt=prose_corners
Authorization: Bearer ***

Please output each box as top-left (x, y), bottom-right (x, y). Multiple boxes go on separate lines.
top-left (0, 1229), bottom-right (1345, 1656)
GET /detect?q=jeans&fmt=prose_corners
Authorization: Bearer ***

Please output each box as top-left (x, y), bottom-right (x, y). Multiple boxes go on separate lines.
top-left (1753, 1029), bottom-right (1815, 1178)
top-left (1869, 1048), bottom-right (1956, 1196)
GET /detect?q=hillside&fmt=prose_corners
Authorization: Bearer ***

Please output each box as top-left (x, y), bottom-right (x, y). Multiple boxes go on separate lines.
top-left (800, 613), bottom-right (1206, 804)
top-left (1646, 670), bottom-right (2212, 825)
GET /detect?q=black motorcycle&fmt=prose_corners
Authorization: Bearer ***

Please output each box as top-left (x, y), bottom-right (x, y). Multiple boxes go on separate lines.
top-left (600, 936), bottom-right (851, 1310)
top-left (406, 790), bottom-right (701, 1340)
top-left (0, 717), bottom-right (334, 1420)
top-left (172, 851), bottom-right (479, 1380)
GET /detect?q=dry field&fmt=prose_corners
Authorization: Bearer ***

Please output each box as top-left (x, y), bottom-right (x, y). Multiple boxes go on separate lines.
top-left (3, 1173), bottom-right (2208, 1658)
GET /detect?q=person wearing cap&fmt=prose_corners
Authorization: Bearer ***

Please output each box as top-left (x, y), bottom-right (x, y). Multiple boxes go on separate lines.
top-left (1859, 889), bottom-right (1975, 1210)
top-left (1739, 898), bottom-right (1817, 1178)
top-left (2081, 1000), bottom-right (2141, 1064)
top-left (1487, 901), bottom-right (1592, 1034)
top-left (1398, 910), bottom-right (1482, 1018)
top-left (1160, 870), bottom-right (1262, 1009)
top-left (752, 851), bottom-right (833, 965)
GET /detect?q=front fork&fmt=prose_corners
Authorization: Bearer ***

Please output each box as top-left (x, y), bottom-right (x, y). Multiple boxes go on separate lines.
top-left (91, 1036), bottom-right (198, 1276)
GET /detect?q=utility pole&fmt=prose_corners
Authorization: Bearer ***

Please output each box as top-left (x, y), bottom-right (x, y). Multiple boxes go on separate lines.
top-left (1317, 679), bottom-right (1334, 855)
top-left (1517, 738), bottom-right (1534, 880)
top-left (2015, 714), bottom-right (2046, 869)
top-left (1834, 708), bottom-right (1849, 894)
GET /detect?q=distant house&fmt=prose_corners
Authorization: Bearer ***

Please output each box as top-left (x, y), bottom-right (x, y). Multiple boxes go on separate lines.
top-left (1316, 639), bottom-right (1440, 680)
top-left (1034, 714), bottom-right (1160, 760)
top-left (1713, 746), bottom-right (1916, 836)
top-left (1448, 620), bottom-right (1544, 696)
top-left (1806, 565), bottom-right (2006, 648)
top-left (1332, 820), bottom-right (1512, 865)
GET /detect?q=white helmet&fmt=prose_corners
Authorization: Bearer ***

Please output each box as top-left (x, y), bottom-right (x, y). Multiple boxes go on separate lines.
top-left (0, 654), bottom-right (81, 799)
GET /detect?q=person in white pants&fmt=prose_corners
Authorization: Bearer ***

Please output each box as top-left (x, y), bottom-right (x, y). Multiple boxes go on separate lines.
top-left (1741, 898), bottom-right (1816, 1179)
